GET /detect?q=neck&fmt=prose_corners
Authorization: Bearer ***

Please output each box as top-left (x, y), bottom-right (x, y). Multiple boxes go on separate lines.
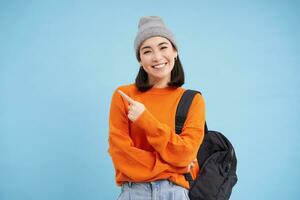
top-left (149, 76), bottom-right (170, 88)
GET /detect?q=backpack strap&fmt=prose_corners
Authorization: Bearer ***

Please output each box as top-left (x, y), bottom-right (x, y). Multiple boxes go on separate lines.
top-left (175, 89), bottom-right (208, 187)
top-left (175, 89), bottom-right (208, 135)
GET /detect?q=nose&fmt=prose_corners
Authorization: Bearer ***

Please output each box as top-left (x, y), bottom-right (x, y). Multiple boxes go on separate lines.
top-left (152, 50), bottom-right (163, 62)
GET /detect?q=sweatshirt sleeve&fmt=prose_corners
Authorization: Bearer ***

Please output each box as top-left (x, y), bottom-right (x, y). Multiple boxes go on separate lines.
top-left (134, 93), bottom-right (205, 167)
top-left (108, 89), bottom-right (188, 182)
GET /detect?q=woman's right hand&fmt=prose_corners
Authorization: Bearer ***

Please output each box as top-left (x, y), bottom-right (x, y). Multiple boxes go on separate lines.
top-left (118, 90), bottom-right (145, 122)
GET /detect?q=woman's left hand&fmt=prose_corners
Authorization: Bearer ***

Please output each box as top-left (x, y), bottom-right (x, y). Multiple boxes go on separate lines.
top-left (187, 159), bottom-right (197, 172)
top-left (118, 90), bottom-right (145, 122)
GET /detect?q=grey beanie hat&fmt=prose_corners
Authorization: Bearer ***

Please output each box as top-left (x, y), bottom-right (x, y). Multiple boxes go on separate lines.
top-left (134, 16), bottom-right (177, 60)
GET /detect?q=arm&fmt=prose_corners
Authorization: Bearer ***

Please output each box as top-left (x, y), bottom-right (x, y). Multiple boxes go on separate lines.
top-left (108, 89), bottom-right (188, 181)
top-left (134, 93), bottom-right (205, 167)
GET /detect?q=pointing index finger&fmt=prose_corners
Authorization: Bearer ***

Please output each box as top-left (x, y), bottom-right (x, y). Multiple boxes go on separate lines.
top-left (118, 90), bottom-right (135, 104)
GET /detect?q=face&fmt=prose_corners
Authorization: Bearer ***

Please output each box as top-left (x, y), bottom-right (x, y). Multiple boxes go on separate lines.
top-left (139, 36), bottom-right (178, 87)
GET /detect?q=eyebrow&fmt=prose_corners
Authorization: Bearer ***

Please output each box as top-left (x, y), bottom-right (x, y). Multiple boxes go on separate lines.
top-left (140, 42), bottom-right (169, 51)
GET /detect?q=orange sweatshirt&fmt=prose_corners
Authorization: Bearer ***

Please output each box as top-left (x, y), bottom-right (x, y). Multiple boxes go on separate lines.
top-left (108, 84), bottom-right (205, 188)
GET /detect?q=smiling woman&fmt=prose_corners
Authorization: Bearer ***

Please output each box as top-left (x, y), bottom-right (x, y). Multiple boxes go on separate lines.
top-left (134, 16), bottom-right (185, 92)
top-left (138, 37), bottom-right (178, 88)
top-left (108, 16), bottom-right (206, 200)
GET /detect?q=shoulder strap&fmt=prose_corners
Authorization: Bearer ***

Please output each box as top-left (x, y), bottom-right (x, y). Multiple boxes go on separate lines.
top-left (175, 89), bottom-right (208, 186)
top-left (175, 89), bottom-right (208, 135)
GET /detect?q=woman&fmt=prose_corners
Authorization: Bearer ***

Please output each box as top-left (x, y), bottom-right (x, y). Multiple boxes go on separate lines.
top-left (108, 16), bottom-right (205, 200)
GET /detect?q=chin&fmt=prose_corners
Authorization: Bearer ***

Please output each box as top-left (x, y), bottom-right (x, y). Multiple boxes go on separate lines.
top-left (150, 73), bottom-right (168, 79)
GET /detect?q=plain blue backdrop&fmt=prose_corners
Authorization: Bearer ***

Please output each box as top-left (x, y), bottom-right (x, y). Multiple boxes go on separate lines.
top-left (1, 1), bottom-right (299, 199)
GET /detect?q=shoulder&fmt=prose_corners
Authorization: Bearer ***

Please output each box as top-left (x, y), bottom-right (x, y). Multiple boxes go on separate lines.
top-left (116, 83), bottom-right (136, 92)
top-left (111, 83), bottom-right (139, 102)
top-left (112, 83), bottom-right (137, 95)
top-left (193, 92), bottom-right (205, 106)
top-left (183, 89), bottom-right (206, 119)
top-left (181, 87), bottom-right (205, 98)
top-left (181, 88), bottom-right (205, 107)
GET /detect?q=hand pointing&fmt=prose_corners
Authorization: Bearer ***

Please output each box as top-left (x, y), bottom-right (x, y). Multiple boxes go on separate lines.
top-left (118, 90), bottom-right (145, 122)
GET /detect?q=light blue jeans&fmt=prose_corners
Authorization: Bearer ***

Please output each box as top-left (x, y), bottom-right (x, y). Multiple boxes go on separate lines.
top-left (117, 179), bottom-right (190, 200)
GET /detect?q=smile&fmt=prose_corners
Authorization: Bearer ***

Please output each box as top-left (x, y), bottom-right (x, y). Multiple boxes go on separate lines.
top-left (152, 63), bottom-right (167, 69)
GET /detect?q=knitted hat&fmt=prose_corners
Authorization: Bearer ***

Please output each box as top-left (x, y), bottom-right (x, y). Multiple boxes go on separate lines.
top-left (134, 16), bottom-right (177, 60)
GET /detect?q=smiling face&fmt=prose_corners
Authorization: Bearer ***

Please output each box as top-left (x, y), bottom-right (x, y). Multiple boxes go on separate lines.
top-left (139, 36), bottom-right (178, 88)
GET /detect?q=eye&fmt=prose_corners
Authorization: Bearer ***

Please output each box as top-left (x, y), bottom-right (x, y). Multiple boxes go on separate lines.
top-left (143, 50), bottom-right (151, 54)
top-left (160, 46), bottom-right (168, 50)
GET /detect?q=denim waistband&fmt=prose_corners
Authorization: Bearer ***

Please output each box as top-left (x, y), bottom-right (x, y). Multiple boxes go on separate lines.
top-left (122, 179), bottom-right (175, 190)
top-left (119, 179), bottom-right (189, 200)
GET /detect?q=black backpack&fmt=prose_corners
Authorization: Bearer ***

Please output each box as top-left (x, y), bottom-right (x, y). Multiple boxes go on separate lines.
top-left (175, 90), bottom-right (238, 200)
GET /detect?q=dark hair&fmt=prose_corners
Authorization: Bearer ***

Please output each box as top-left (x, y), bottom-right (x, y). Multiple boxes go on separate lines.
top-left (135, 56), bottom-right (185, 92)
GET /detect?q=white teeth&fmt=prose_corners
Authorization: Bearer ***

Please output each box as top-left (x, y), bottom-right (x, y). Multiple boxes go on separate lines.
top-left (153, 63), bottom-right (166, 69)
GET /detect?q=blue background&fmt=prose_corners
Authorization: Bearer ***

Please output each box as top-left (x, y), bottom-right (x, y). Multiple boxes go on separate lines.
top-left (1, 1), bottom-right (299, 199)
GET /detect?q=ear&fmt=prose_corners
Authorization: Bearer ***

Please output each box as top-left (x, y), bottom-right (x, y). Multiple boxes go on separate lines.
top-left (174, 49), bottom-right (178, 59)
